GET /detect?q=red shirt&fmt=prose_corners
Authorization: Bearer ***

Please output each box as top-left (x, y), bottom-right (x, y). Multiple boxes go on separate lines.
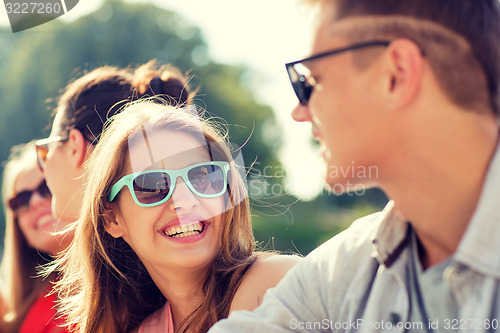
top-left (19, 287), bottom-right (69, 333)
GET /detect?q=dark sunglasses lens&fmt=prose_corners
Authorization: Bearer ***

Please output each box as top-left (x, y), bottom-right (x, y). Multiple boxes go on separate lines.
top-left (36, 145), bottom-right (48, 170)
top-left (133, 172), bottom-right (172, 204)
top-left (188, 164), bottom-right (225, 195)
top-left (287, 65), bottom-right (312, 105)
top-left (8, 180), bottom-right (52, 212)
top-left (37, 181), bottom-right (52, 199)
top-left (296, 76), bottom-right (313, 105)
top-left (8, 191), bottom-right (32, 212)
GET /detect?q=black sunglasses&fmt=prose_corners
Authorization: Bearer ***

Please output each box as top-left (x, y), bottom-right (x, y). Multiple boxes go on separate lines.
top-left (8, 180), bottom-right (51, 213)
top-left (285, 40), bottom-right (391, 105)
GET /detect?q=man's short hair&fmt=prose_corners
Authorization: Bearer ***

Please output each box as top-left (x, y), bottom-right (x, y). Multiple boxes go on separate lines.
top-left (305, 0), bottom-right (500, 117)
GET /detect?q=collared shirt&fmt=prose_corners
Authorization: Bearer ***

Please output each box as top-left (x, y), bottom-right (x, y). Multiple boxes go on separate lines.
top-left (209, 144), bottom-right (500, 333)
top-left (138, 301), bottom-right (174, 333)
top-left (406, 226), bottom-right (458, 332)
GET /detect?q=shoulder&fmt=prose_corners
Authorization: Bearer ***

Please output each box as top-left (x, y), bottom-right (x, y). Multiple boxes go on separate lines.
top-left (229, 254), bottom-right (302, 313)
top-left (308, 211), bottom-right (383, 264)
top-left (253, 254), bottom-right (302, 282)
top-left (283, 211), bottom-right (384, 301)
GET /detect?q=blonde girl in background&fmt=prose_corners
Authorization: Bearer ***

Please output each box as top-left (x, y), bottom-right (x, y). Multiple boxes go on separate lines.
top-left (1, 141), bottom-right (72, 332)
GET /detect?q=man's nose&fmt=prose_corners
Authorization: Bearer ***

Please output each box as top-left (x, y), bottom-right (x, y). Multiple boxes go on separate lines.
top-left (291, 103), bottom-right (313, 122)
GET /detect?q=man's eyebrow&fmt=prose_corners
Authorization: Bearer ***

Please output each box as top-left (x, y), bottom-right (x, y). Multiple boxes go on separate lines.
top-left (306, 60), bottom-right (319, 72)
top-left (301, 60), bottom-right (321, 80)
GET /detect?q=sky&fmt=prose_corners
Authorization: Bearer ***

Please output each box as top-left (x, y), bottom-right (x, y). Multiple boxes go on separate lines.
top-left (0, 0), bottom-right (326, 200)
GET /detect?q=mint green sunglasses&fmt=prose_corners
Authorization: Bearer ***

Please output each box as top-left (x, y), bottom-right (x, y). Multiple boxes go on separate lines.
top-left (108, 161), bottom-right (230, 207)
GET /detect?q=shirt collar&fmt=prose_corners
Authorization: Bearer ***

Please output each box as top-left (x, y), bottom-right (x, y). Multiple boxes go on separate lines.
top-left (371, 200), bottom-right (410, 267)
top-left (454, 143), bottom-right (500, 277)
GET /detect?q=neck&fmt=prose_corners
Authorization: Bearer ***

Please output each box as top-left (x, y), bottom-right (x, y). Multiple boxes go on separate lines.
top-left (146, 265), bottom-right (208, 330)
top-left (381, 107), bottom-right (498, 269)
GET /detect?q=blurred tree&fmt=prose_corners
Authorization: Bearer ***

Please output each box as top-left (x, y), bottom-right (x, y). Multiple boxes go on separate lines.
top-left (0, 0), bottom-right (387, 257)
top-left (0, 0), bottom-right (280, 251)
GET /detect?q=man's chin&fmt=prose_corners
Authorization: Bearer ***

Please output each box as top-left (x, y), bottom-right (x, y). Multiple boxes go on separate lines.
top-left (324, 178), bottom-right (373, 196)
top-left (319, 145), bottom-right (330, 161)
top-left (54, 205), bottom-right (78, 224)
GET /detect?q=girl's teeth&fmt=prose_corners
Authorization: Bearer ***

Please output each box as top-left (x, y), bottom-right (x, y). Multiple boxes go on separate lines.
top-left (164, 222), bottom-right (204, 237)
top-left (172, 231), bottom-right (199, 238)
top-left (37, 215), bottom-right (55, 228)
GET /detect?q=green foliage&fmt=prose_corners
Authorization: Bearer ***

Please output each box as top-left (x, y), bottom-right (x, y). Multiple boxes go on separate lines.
top-left (0, 0), bottom-right (388, 258)
top-left (0, 0), bottom-right (279, 252)
top-left (0, 0), bottom-right (278, 168)
top-left (252, 194), bottom-right (383, 255)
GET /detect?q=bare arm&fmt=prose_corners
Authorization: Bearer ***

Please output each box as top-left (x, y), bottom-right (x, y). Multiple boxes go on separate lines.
top-left (229, 254), bottom-right (302, 313)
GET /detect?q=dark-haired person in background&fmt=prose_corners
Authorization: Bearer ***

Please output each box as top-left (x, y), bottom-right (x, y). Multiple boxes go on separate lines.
top-left (210, 0), bottom-right (500, 331)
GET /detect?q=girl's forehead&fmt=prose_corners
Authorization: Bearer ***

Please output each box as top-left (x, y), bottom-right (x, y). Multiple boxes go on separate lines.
top-left (15, 167), bottom-right (42, 192)
top-left (126, 129), bottom-right (211, 172)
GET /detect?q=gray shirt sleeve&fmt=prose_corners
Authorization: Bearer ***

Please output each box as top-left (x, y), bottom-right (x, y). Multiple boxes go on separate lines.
top-left (209, 255), bottom-right (330, 332)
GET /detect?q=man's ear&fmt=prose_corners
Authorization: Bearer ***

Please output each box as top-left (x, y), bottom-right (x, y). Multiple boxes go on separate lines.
top-left (103, 206), bottom-right (126, 239)
top-left (67, 128), bottom-right (90, 169)
top-left (383, 38), bottom-right (424, 109)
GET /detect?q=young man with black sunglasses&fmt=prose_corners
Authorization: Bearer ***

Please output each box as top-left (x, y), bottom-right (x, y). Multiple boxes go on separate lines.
top-left (210, 0), bottom-right (500, 331)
